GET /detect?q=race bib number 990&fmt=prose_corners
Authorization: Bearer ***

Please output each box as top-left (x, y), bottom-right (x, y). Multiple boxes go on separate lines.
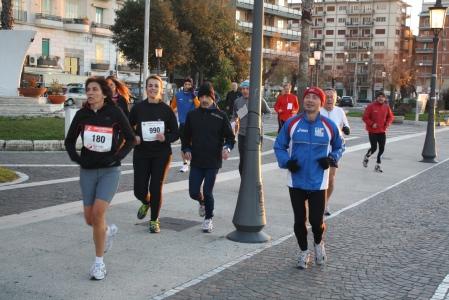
top-left (83, 125), bottom-right (113, 152)
top-left (141, 121), bottom-right (165, 142)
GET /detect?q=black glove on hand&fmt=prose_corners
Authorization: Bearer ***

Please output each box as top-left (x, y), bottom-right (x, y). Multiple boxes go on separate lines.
top-left (286, 159), bottom-right (300, 173)
top-left (342, 126), bottom-right (350, 135)
top-left (317, 157), bottom-right (331, 170)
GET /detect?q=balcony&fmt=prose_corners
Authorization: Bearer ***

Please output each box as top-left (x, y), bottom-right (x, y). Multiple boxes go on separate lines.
top-left (415, 60), bottom-right (433, 66)
top-left (416, 48), bottom-right (433, 54)
top-left (416, 36), bottom-right (433, 42)
top-left (344, 46), bottom-right (373, 52)
top-left (311, 23), bottom-right (325, 28)
top-left (310, 35), bottom-right (324, 40)
top-left (37, 56), bottom-right (60, 68)
top-left (237, 20), bottom-right (300, 40)
top-left (262, 48), bottom-right (299, 61)
top-left (91, 22), bottom-right (113, 36)
top-left (236, 0), bottom-right (301, 19)
top-left (417, 73), bottom-right (431, 78)
top-left (345, 34), bottom-right (373, 39)
top-left (13, 9), bottom-right (27, 23)
top-left (419, 24), bottom-right (431, 29)
top-left (91, 60), bottom-right (110, 71)
top-left (63, 18), bottom-right (90, 33)
top-left (34, 13), bottom-right (63, 28)
top-left (346, 9), bottom-right (373, 15)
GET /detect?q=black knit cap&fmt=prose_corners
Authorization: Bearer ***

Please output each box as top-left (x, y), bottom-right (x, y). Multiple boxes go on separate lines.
top-left (184, 77), bottom-right (193, 85)
top-left (197, 82), bottom-right (215, 100)
top-left (375, 91), bottom-right (386, 98)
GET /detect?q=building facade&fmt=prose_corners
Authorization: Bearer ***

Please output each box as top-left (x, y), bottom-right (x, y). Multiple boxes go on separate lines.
top-left (415, 0), bottom-right (449, 97)
top-left (234, 0), bottom-right (301, 63)
top-left (291, 0), bottom-right (411, 101)
top-left (1, 0), bottom-right (136, 85)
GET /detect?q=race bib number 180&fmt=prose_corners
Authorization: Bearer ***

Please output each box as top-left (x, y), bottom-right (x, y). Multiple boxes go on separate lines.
top-left (83, 125), bottom-right (113, 152)
top-left (141, 121), bottom-right (165, 142)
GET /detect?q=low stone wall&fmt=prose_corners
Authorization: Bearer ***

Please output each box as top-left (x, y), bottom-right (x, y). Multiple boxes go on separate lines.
top-left (0, 140), bottom-right (82, 151)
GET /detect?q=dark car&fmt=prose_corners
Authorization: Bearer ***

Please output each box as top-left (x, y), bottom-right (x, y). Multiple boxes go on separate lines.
top-left (340, 96), bottom-right (354, 107)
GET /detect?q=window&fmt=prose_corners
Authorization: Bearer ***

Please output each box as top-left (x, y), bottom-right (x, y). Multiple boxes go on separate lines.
top-left (338, 18), bottom-right (346, 23)
top-left (325, 41), bottom-right (333, 47)
top-left (324, 65), bottom-right (332, 71)
top-left (95, 7), bottom-right (104, 24)
top-left (350, 17), bottom-right (359, 24)
top-left (276, 40), bottom-right (283, 50)
top-left (336, 53), bottom-right (345, 59)
top-left (374, 53), bottom-right (384, 59)
top-left (42, 38), bottom-right (50, 57)
top-left (325, 53), bottom-right (333, 58)
top-left (337, 65), bottom-right (344, 70)
top-left (376, 17), bottom-right (386, 22)
top-left (64, 57), bottom-right (79, 75)
top-left (41, 0), bottom-right (51, 14)
top-left (338, 30), bottom-right (346, 35)
top-left (326, 30), bottom-right (334, 35)
top-left (327, 18), bottom-right (334, 23)
top-left (316, 6), bottom-right (323, 12)
top-left (337, 41), bottom-right (345, 47)
top-left (374, 41), bottom-right (385, 47)
top-left (376, 3), bottom-right (386, 10)
top-left (235, 10), bottom-right (240, 20)
top-left (65, 0), bottom-right (79, 18)
top-left (278, 0), bottom-right (285, 6)
top-left (339, 6), bottom-right (346, 11)
top-left (277, 20), bottom-right (284, 28)
top-left (375, 29), bottom-right (385, 34)
top-left (327, 6), bottom-right (335, 12)
top-left (95, 43), bottom-right (104, 61)
top-left (396, 30), bottom-right (400, 35)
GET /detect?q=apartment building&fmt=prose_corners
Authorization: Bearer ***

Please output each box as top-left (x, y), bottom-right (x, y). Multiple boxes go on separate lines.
top-left (415, 0), bottom-right (449, 96)
top-left (291, 0), bottom-right (411, 101)
top-left (234, 0), bottom-right (301, 63)
top-left (2, 0), bottom-right (136, 85)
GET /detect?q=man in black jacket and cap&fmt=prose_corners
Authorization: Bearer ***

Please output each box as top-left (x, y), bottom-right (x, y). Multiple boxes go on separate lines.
top-left (182, 82), bottom-right (235, 233)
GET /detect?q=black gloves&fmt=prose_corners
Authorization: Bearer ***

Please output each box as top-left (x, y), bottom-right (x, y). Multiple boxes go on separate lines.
top-left (286, 159), bottom-right (300, 173)
top-left (317, 156), bottom-right (336, 170)
top-left (342, 126), bottom-right (350, 135)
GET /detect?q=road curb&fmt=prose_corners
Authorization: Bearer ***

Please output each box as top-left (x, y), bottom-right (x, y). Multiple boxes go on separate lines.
top-left (0, 140), bottom-right (81, 151)
top-left (0, 171), bottom-right (29, 187)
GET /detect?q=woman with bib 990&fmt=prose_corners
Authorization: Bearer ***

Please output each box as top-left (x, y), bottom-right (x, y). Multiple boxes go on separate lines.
top-left (64, 77), bottom-right (135, 280)
top-left (129, 75), bottom-right (179, 233)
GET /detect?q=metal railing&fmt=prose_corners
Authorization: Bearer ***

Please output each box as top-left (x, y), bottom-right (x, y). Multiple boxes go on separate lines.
top-left (91, 22), bottom-right (111, 29)
top-left (63, 18), bottom-right (89, 25)
top-left (35, 13), bottom-right (62, 22)
top-left (237, 21), bottom-right (300, 38)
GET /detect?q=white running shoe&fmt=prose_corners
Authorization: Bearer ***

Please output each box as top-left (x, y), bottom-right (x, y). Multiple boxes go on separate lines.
top-left (104, 224), bottom-right (118, 254)
top-left (314, 242), bottom-right (327, 265)
top-left (198, 204), bottom-right (206, 217)
top-left (179, 164), bottom-right (189, 173)
top-left (201, 219), bottom-right (213, 233)
top-left (297, 250), bottom-right (310, 269)
top-left (89, 262), bottom-right (106, 280)
top-left (363, 155), bottom-right (369, 168)
top-left (374, 164), bottom-right (383, 173)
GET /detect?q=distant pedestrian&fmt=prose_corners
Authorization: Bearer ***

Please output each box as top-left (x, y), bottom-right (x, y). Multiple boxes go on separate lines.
top-left (319, 88), bottom-right (350, 216)
top-left (232, 80), bottom-right (271, 175)
top-left (274, 82), bottom-right (299, 132)
top-left (106, 76), bottom-right (131, 118)
top-left (224, 82), bottom-right (242, 118)
top-left (65, 76), bottom-right (135, 280)
top-left (274, 87), bottom-right (344, 269)
top-left (362, 91), bottom-right (394, 173)
top-left (130, 75), bottom-right (179, 233)
top-left (170, 77), bottom-right (199, 173)
top-left (182, 82), bottom-right (235, 233)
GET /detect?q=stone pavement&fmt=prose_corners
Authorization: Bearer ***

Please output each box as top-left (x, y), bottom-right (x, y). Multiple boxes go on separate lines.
top-left (1, 128), bottom-right (449, 300)
top-left (168, 161), bottom-right (449, 300)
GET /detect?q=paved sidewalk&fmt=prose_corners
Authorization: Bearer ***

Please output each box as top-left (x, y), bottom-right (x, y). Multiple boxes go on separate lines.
top-left (0, 129), bottom-right (449, 300)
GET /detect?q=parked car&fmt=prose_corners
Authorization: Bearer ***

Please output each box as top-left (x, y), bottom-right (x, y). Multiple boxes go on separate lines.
top-left (65, 86), bottom-right (87, 106)
top-left (339, 96), bottom-right (354, 107)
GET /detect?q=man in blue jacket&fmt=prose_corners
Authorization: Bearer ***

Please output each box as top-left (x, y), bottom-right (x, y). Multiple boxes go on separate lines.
top-left (274, 87), bottom-right (345, 270)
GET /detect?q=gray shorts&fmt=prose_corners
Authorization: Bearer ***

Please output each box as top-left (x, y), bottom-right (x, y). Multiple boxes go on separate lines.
top-left (79, 166), bottom-right (121, 206)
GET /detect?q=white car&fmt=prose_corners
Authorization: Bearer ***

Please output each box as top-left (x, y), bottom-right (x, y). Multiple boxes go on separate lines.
top-left (65, 87), bottom-right (87, 107)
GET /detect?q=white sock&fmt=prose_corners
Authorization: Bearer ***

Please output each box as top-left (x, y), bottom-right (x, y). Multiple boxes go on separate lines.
top-left (95, 256), bottom-right (104, 264)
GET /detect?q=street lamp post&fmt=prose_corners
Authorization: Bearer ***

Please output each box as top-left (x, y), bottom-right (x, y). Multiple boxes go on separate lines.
top-left (422, 0), bottom-right (447, 163)
top-left (314, 50), bottom-right (322, 86)
top-left (309, 57), bottom-right (316, 86)
top-left (155, 44), bottom-right (163, 76)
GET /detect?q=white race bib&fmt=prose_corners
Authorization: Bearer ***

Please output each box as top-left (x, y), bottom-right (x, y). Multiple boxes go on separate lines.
top-left (141, 121), bottom-right (165, 142)
top-left (237, 104), bottom-right (248, 119)
top-left (287, 103), bottom-right (293, 110)
top-left (83, 125), bottom-right (113, 152)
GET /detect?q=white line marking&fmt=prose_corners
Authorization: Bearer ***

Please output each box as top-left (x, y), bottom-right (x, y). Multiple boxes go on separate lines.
top-left (431, 274), bottom-right (449, 300)
top-left (151, 157), bottom-right (449, 300)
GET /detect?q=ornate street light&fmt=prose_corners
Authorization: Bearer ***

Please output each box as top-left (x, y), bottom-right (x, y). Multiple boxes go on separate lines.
top-left (309, 57), bottom-right (316, 86)
top-left (422, 0), bottom-right (447, 163)
top-left (155, 44), bottom-right (163, 76)
top-left (313, 50), bottom-right (322, 86)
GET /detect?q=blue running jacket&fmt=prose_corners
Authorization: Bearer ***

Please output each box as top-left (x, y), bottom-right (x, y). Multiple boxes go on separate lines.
top-left (274, 113), bottom-right (345, 190)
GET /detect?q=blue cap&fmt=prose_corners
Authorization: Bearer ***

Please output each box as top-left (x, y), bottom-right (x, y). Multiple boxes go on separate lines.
top-left (240, 80), bottom-right (250, 88)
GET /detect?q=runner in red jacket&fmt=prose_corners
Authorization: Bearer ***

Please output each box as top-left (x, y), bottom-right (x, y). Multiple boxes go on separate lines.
top-left (274, 83), bottom-right (299, 132)
top-left (362, 91), bottom-right (394, 172)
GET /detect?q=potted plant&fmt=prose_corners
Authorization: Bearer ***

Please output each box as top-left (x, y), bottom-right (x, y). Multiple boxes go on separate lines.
top-left (47, 80), bottom-right (66, 104)
top-left (18, 78), bottom-right (47, 97)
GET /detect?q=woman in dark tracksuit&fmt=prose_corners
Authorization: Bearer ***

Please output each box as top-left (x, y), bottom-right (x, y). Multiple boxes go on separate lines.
top-left (65, 77), bottom-right (135, 280)
top-left (129, 75), bottom-right (179, 233)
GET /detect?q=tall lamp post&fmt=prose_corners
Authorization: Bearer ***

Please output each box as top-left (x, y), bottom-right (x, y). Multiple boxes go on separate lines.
top-left (422, 0), bottom-right (447, 163)
top-left (314, 50), bottom-right (322, 86)
top-left (155, 44), bottom-right (163, 76)
top-left (309, 57), bottom-right (316, 86)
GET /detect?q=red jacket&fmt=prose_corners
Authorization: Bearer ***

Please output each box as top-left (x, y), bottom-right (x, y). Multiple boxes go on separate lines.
top-left (274, 94), bottom-right (299, 121)
top-left (362, 101), bottom-right (394, 133)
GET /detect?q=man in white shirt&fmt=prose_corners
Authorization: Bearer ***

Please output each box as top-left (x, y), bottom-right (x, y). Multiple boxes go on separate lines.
top-left (319, 88), bottom-right (350, 216)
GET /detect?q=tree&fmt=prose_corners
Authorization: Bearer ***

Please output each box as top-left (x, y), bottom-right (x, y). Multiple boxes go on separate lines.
top-left (296, 0), bottom-right (314, 103)
top-left (1, 0), bottom-right (13, 29)
top-left (111, 0), bottom-right (191, 78)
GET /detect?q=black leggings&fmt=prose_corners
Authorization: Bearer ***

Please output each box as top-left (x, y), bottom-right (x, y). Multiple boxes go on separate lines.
top-left (366, 133), bottom-right (386, 164)
top-left (289, 188), bottom-right (326, 251)
top-left (133, 154), bottom-right (171, 221)
top-left (277, 118), bottom-right (285, 133)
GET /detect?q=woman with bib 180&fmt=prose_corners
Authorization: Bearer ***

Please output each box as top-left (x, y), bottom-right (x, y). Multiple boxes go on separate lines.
top-left (129, 75), bottom-right (179, 233)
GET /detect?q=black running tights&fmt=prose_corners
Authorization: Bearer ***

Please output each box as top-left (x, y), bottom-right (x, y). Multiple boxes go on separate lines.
top-left (366, 133), bottom-right (386, 164)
